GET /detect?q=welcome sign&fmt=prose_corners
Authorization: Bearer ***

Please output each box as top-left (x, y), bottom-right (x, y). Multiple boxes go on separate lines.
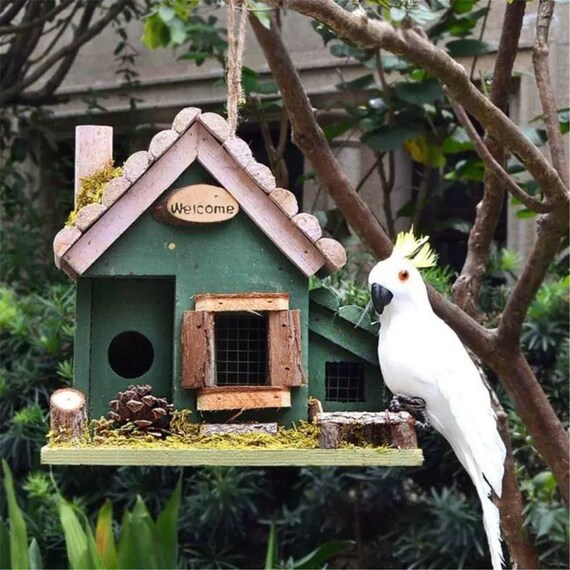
top-left (160, 184), bottom-right (239, 224)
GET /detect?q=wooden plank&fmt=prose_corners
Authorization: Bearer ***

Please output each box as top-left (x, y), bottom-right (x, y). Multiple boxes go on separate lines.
top-left (42, 446), bottom-right (424, 466)
top-left (197, 386), bottom-right (291, 411)
top-left (181, 310), bottom-right (215, 388)
top-left (196, 126), bottom-right (326, 277)
top-left (63, 125), bottom-right (199, 276)
top-left (268, 310), bottom-right (305, 387)
top-left (75, 125), bottom-right (113, 205)
top-left (194, 292), bottom-right (289, 312)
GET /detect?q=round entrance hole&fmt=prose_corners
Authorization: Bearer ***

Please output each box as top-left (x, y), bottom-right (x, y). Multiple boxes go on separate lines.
top-left (108, 331), bottom-right (154, 379)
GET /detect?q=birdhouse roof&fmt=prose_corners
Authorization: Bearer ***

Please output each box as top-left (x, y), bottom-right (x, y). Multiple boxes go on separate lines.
top-left (53, 108), bottom-right (347, 279)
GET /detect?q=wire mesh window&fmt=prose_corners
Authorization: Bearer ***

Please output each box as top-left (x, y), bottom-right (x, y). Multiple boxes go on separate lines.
top-left (325, 362), bottom-right (365, 402)
top-left (215, 313), bottom-right (268, 385)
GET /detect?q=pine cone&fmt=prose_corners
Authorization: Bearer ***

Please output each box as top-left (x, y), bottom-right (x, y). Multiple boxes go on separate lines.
top-left (108, 384), bottom-right (174, 439)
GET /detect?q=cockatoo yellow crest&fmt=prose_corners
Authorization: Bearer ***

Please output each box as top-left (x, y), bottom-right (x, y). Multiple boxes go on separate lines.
top-left (392, 226), bottom-right (438, 269)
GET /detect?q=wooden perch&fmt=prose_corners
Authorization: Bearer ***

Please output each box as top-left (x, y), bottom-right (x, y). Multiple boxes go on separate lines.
top-left (316, 411), bottom-right (417, 450)
top-left (50, 388), bottom-right (86, 442)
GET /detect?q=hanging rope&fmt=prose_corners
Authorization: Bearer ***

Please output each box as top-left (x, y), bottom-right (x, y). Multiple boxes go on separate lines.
top-left (226, 0), bottom-right (248, 137)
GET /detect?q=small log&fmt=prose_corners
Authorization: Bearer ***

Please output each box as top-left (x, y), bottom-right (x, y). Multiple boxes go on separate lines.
top-left (270, 188), bottom-right (299, 217)
top-left (50, 388), bottom-right (86, 442)
top-left (315, 411), bottom-right (417, 450)
top-left (224, 137), bottom-right (254, 168)
top-left (199, 423), bottom-right (279, 437)
top-left (75, 203), bottom-right (107, 231)
top-left (149, 129), bottom-right (179, 159)
top-left (319, 423), bottom-right (341, 449)
top-left (246, 161), bottom-right (276, 193)
top-left (316, 238), bottom-right (347, 272)
top-left (172, 107), bottom-right (201, 133)
top-left (199, 113), bottom-right (230, 142)
top-left (292, 213), bottom-right (322, 242)
top-left (102, 176), bottom-right (131, 207)
top-left (75, 125), bottom-right (113, 206)
top-left (53, 226), bottom-right (82, 267)
top-left (389, 415), bottom-right (418, 450)
top-left (308, 397), bottom-right (323, 423)
top-left (123, 150), bottom-right (150, 183)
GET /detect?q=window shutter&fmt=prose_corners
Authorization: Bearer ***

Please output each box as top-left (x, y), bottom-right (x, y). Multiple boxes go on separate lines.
top-left (181, 310), bottom-right (215, 388)
top-left (268, 309), bottom-right (306, 387)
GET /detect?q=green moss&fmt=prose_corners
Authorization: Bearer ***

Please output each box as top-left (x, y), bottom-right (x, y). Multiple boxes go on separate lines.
top-left (66, 163), bottom-right (124, 226)
top-left (47, 414), bottom-right (392, 453)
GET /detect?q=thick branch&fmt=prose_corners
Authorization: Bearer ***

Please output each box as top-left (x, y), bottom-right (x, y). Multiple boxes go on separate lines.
top-left (250, 11), bottom-right (569, 503)
top-left (451, 101), bottom-right (551, 213)
top-left (0, 0), bottom-right (73, 35)
top-left (533, 0), bottom-right (569, 189)
top-left (0, 0), bottom-right (130, 106)
top-left (453, 0), bottom-right (527, 317)
top-left (263, 0), bottom-right (568, 201)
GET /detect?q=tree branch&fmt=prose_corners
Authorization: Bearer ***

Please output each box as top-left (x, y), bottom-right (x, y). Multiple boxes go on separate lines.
top-left (452, 0), bottom-right (528, 316)
top-left (0, 0), bottom-right (74, 35)
top-left (533, 0), bottom-right (569, 189)
top-left (0, 0), bottom-right (130, 106)
top-left (33, 1), bottom-right (98, 101)
top-left (263, 0), bottom-right (568, 201)
top-left (250, 9), bottom-right (569, 504)
top-left (450, 101), bottom-right (551, 213)
top-left (0, 0), bottom-right (25, 27)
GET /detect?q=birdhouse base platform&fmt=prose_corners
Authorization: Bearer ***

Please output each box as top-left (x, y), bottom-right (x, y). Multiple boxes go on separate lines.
top-left (41, 446), bottom-right (423, 467)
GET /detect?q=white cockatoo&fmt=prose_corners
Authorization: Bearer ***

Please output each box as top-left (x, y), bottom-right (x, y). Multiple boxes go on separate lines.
top-left (368, 229), bottom-right (506, 570)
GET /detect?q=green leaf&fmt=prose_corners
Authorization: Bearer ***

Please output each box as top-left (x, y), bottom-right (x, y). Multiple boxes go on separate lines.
top-left (28, 539), bottom-right (43, 570)
top-left (155, 479), bottom-right (182, 568)
top-left (522, 127), bottom-right (547, 147)
top-left (129, 497), bottom-right (159, 569)
top-left (361, 125), bottom-right (421, 152)
top-left (264, 520), bottom-right (278, 570)
top-left (395, 78), bottom-right (444, 105)
top-left (158, 6), bottom-right (176, 22)
top-left (249, 0), bottom-right (271, 29)
top-left (118, 512), bottom-right (137, 569)
top-left (293, 540), bottom-right (355, 569)
top-left (442, 127), bottom-right (474, 153)
top-left (446, 39), bottom-right (493, 57)
top-left (329, 44), bottom-right (364, 59)
top-left (95, 501), bottom-right (118, 569)
top-left (516, 209), bottom-right (537, 219)
top-left (142, 13), bottom-right (171, 50)
top-left (59, 499), bottom-right (97, 570)
top-left (390, 7), bottom-right (406, 22)
top-left (168, 18), bottom-right (187, 46)
top-left (2, 460), bottom-right (31, 570)
top-left (0, 519), bottom-right (11, 570)
top-left (323, 119), bottom-right (353, 140)
top-left (335, 74), bottom-right (376, 93)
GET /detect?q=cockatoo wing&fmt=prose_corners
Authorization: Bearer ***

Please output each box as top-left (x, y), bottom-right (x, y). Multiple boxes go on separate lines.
top-left (426, 316), bottom-right (506, 498)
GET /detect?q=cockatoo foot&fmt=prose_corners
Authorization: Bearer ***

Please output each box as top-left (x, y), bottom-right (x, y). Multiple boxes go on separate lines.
top-left (389, 393), bottom-right (431, 431)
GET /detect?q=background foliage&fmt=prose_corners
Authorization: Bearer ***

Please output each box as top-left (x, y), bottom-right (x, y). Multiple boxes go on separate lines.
top-left (1, 0), bottom-right (568, 568)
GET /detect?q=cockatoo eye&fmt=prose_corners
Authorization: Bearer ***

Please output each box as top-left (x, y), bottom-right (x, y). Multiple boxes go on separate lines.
top-left (398, 270), bottom-right (409, 282)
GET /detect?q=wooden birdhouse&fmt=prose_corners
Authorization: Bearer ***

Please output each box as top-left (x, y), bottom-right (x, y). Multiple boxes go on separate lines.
top-left (42, 108), bottom-right (422, 467)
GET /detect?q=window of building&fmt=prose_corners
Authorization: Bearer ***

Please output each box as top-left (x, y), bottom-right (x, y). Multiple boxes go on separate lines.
top-left (325, 361), bottom-right (365, 403)
top-left (215, 313), bottom-right (267, 386)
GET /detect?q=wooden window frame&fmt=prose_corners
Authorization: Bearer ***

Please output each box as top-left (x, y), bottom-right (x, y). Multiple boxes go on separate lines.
top-left (181, 292), bottom-right (306, 410)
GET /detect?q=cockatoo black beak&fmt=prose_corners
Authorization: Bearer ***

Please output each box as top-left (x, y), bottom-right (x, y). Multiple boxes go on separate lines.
top-left (371, 283), bottom-right (393, 315)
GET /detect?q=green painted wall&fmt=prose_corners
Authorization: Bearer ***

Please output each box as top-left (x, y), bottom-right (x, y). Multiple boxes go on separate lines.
top-left (308, 333), bottom-right (384, 412)
top-left (79, 164), bottom-right (309, 425)
top-left (89, 279), bottom-right (174, 417)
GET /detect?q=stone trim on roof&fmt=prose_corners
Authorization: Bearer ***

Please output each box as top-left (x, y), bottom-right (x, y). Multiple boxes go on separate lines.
top-left (53, 108), bottom-right (347, 279)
